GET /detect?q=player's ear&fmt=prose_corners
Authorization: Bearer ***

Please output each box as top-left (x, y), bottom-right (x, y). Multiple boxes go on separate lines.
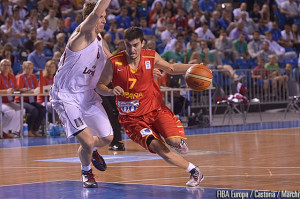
top-left (141, 39), bottom-right (146, 48)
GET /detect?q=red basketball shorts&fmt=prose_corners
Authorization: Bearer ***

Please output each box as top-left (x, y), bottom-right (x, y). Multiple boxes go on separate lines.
top-left (119, 104), bottom-right (186, 153)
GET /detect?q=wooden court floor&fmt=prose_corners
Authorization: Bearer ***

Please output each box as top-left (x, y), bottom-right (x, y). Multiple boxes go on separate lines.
top-left (0, 128), bottom-right (300, 198)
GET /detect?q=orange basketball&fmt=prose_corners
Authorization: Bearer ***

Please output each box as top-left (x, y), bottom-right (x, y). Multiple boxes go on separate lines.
top-left (185, 64), bottom-right (212, 91)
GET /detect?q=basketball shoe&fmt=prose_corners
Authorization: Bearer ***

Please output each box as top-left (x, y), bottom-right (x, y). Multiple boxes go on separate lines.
top-left (82, 169), bottom-right (98, 188)
top-left (173, 139), bottom-right (189, 154)
top-left (91, 150), bottom-right (107, 171)
top-left (186, 167), bottom-right (204, 187)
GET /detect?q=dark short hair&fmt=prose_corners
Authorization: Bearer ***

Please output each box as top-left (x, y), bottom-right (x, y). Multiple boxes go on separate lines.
top-left (83, 2), bottom-right (96, 18)
top-left (124, 27), bottom-right (144, 42)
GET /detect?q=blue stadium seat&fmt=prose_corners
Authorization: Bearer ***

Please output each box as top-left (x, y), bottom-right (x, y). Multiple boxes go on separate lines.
top-left (222, 59), bottom-right (235, 68)
top-left (235, 59), bottom-right (249, 69)
top-left (284, 58), bottom-right (298, 69)
top-left (12, 61), bottom-right (22, 75)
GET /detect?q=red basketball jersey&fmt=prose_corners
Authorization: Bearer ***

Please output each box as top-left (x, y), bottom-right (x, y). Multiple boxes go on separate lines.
top-left (110, 49), bottom-right (163, 117)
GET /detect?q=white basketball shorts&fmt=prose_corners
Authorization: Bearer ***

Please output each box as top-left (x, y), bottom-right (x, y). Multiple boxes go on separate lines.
top-left (50, 89), bottom-right (113, 138)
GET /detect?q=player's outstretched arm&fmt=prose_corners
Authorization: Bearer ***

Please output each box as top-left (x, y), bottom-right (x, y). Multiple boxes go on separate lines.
top-left (154, 52), bottom-right (196, 75)
top-left (81, 0), bottom-right (111, 32)
top-left (95, 60), bottom-right (124, 96)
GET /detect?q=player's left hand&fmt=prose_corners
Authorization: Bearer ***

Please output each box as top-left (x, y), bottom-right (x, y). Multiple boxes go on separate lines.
top-left (153, 68), bottom-right (162, 78)
top-left (112, 86), bottom-right (124, 96)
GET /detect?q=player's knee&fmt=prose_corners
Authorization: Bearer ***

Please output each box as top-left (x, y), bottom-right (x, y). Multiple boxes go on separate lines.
top-left (166, 137), bottom-right (181, 147)
top-left (103, 135), bottom-right (113, 144)
top-left (80, 137), bottom-right (94, 153)
top-left (148, 138), bottom-right (170, 155)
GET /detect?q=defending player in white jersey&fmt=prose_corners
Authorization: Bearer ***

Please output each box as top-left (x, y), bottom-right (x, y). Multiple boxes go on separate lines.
top-left (50, 0), bottom-right (114, 188)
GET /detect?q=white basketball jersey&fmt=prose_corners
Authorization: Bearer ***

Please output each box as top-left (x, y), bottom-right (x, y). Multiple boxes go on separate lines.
top-left (52, 34), bottom-right (107, 93)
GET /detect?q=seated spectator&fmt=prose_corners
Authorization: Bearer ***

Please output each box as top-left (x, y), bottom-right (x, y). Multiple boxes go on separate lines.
top-left (128, 0), bottom-right (139, 25)
top-left (0, 43), bottom-right (16, 67)
top-left (260, 3), bottom-right (272, 28)
top-left (252, 58), bottom-right (269, 98)
top-left (198, 0), bottom-right (216, 15)
top-left (163, 33), bottom-right (186, 53)
top-left (0, 0), bottom-right (12, 24)
top-left (52, 51), bottom-right (61, 65)
top-left (171, 8), bottom-right (188, 34)
top-left (107, 20), bottom-right (124, 46)
top-left (229, 21), bottom-right (249, 41)
top-left (282, 63), bottom-right (294, 80)
top-left (37, 18), bottom-right (55, 49)
top-left (233, 33), bottom-right (250, 60)
top-left (188, 10), bottom-right (203, 32)
top-left (15, 61), bottom-right (46, 137)
top-left (265, 54), bottom-right (288, 97)
top-left (291, 23), bottom-right (300, 52)
top-left (280, 0), bottom-right (300, 25)
top-left (44, 8), bottom-right (59, 32)
top-left (112, 40), bottom-right (126, 55)
top-left (258, 18), bottom-right (269, 35)
top-left (28, 40), bottom-right (47, 73)
top-left (249, 3), bottom-right (261, 24)
top-left (69, 12), bottom-right (82, 34)
top-left (195, 22), bottom-right (215, 49)
top-left (185, 40), bottom-right (200, 63)
top-left (1, 17), bottom-right (24, 48)
top-left (258, 41), bottom-right (276, 62)
top-left (248, 31), bottom-right (263, 60)
top-left (149, 1), bottom-right (164, 29)
top-left (161, 41), bottom-right (185, 63)
top-left (209, 10), bottom-right (222, 37)
top-left (233, 2), bottom-right (249, 22)
top-left (218, 10), bottom-right (235, 34)
top-left (53, 18), bottom-right (70, 43)
top-left (215, 29), bottom-right (238, 63)
top-left (155, 9), bottom-right (172, 38)
top-left (24, 28), bottom-right (37, 54)
top-left (37, 60), bottom-right (57, 108)
top-left (280, 24), bottom-right (294, 50)
top-left (107, 0), bottom-right (121, 16)
top-left (0, 59), bottom-right (23, 138)
top-left (37, 1), bottom-right (48, 22)
top-left (186, 32), bottom-right (201, 52)
top-left (269, 21), bottom-right (282, 43)
top-left (240, 11), bottom-right (256, 35)
top-left (25, 9), bottom-right (41, 31)
top-left (161, 22), bottom-right (177, 48)
top-left (264, 30), bottom-right (297, 62)
top-left (116, 6), bottom-right (132, 29)
top-left (104, 33), bottom-right (116, 53)
top-left (12, 7), bottom-right (26, 36)
top-left (53, 33), bottom-right (66, 54)
top-left (139, 17), bottom-right (155, 41)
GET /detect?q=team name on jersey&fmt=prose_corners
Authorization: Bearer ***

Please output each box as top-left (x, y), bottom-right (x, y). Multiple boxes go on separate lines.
top-left (123, 92), bottom-right (143, 99)
top-left (83, 65), bottom-right (96, 76)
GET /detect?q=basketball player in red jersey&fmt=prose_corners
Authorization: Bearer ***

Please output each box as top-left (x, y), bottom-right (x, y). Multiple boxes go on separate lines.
top-left (96, 27), bottom-right (204, 186)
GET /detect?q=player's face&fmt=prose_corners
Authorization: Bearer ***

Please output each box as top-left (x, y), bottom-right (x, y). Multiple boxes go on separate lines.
top-left (124, 38), bottom-right (144, 60)
top-left (95, 11), bottom-right (106, 33)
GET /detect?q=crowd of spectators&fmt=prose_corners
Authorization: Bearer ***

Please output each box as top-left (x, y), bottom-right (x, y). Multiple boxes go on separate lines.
top-left (1, 0), bottom-right (300, 138)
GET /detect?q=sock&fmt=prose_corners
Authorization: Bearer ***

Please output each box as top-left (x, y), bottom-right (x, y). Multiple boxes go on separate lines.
top-left (93, 147), bottom-right (98, 151)
top-left (186, 162), bottom-right (196, 173)
top-left (81, 164), bottom-right (91, 171)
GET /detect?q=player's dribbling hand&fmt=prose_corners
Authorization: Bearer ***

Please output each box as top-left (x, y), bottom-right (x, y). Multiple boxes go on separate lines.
top-left (112, 86), bottom-right (124, 96)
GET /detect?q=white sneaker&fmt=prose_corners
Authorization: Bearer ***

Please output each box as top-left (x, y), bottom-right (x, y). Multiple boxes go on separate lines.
top-left (186, 167), bottom-right (204, 187)
top-left (174, 139), bottom-right (189, 154)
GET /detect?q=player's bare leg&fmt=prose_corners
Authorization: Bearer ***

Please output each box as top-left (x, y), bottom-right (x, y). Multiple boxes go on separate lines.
top-left (149, 138), bottom-right (204, 186)
top-left (91, 135), bottom-right (113, 171)
top-left (76, 128), bottom-right (98, 188)
top-left (165, 137), bottom-right (189, 154)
